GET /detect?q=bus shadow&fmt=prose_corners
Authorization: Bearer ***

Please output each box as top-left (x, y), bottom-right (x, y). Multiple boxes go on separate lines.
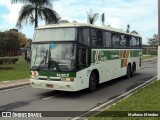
top-left (38, 73), bottom-right (142, 99)
top-left (40, 76), bottom-right (131, 99)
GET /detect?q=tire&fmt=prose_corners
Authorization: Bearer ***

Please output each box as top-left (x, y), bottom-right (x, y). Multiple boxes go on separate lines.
top-left (126, 65), bottom-right (131, 79)
top-left (131, 64), bottom-right (136, 77)
top-left (88, 72), bottom-right (98, 92)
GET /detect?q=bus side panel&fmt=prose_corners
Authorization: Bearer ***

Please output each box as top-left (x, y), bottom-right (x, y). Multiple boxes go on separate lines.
top-left (75, 68), bottom-right (91, 90)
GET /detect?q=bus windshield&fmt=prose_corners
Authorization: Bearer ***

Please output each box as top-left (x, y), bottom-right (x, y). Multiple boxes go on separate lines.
top-left (33, 28), bottom-right (77, 41)
top-left (31, 43), bottom-right (76, 71)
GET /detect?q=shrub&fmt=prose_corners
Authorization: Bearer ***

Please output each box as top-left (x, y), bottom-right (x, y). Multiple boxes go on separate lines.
top-left (0, 57), bottom-right (18, 64)
top-left (149, 51), bottom-right (157, 55)
top-left (142, 50), bottom-right (148, 55)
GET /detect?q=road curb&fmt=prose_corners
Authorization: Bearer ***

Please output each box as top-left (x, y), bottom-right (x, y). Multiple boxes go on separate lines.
top-left (0, 82), bottom-right (30, 91)
top-left (71, 76), bottom-right (157, 120)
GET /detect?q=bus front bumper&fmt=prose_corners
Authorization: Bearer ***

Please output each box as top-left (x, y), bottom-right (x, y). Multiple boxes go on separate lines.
top-left (30, 79), bottom-right (77, 91)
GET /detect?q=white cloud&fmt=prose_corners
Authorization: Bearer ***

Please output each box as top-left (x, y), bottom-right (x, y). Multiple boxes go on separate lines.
top-left (0, 0), bottom-right (158, 43)
top-left (53, 0), bottom-right (157, 44)
top-left (0, 0), bottom-right (23, 24)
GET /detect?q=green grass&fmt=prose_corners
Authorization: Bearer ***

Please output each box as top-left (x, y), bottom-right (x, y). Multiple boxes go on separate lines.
top-left (90, 80), bottom-right (160, 120)
top-left (142, 55), bottom-right (157, 60)
top-left (0, 60), bottom-right (30, 81)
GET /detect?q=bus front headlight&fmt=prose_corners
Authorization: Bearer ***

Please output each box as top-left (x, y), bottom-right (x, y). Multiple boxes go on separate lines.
top-left (61, 78), bottom-right (74, 82)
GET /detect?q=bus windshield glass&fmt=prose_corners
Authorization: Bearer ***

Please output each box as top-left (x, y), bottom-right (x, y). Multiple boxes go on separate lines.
top-left (31, 43), bottom-right (76, 71)
top-left (33, 28), bottom-right (77, 41)
top-left (31, 44), bottom-right (50, 69)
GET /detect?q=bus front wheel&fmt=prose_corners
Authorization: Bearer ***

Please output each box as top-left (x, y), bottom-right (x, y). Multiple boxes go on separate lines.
top-left (88, 72), bottom-right (98, 92)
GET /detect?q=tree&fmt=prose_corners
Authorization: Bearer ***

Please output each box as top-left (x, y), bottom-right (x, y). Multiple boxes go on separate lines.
top-left (10, 29), bottom-right (28, 47)
top-left (126, 24), bottom-right (139, 34)
top-left (101, 13), bottom-right (105, 26)
top-left (126, 24), bottom-right (130, 33)
top-left (17, 32), bottom-right (28, 47)
top-left (57, 19), bottom-right (70, 24)
top-left (0, 31), bottom-right (20, 51)
top-left (148, 34), bottom-right (158, 47)
top-left (131, 30), bottom-right (139, 34)
top-left (87, 9), bottom-right (99, 24)
top-left (11, 0), bottom-right (59, 28)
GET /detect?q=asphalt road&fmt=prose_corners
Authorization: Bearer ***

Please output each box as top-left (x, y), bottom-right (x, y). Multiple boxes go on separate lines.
top-left (0, 59), bottom-right (157, 120)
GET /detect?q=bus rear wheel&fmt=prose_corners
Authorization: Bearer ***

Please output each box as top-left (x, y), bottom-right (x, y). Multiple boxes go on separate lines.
top-left (88, 72), bottom-right (98, 92)
top-left (131, 63), bottom-right (136, 77)
top-left (126, 64), bottom-right (131, 79)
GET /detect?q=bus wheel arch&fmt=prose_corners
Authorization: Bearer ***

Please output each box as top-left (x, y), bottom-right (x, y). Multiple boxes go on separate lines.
top-left (126, 63), bottom-right (131, 79)
top-left (131, 62), bottom-right (136, 77)
top-left (88, 69), bottom-right (99, 92)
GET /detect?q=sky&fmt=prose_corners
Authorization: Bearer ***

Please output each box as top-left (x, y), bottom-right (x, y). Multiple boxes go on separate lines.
top-left (0, 0), bottom-right (158, 44)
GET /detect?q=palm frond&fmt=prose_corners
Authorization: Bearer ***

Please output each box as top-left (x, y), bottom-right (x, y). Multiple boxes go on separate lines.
top-left (16, 4), bottom-right (34, 29)
top-left (11, 0), bottom-right (54, 8)
top-left (87, 9), bottom-right (99, 24)
top-left (11, 0), bottom-right (34, 4)
top-left (38, 7), bottom-right (59, 24)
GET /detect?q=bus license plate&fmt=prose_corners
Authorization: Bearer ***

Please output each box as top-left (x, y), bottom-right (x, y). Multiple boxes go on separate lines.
top-left (46, 84), bottom-right (53, 88)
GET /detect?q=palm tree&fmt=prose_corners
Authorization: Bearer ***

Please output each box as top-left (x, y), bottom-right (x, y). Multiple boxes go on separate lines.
top-left (126, 24), bottom-right (139, 34)
top-left (101, 13), bottom-right (105, 26)
top-left (126, 24), bottom-right (130, 33)
top-left (87, 9), bottom-right (99, 24)
top-left (11, 0), bottom-right (59, 28)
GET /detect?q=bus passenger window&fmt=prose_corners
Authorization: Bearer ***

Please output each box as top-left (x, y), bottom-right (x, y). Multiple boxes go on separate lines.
top-left (77, 47), bottom-right (90, 68)
top-left (97, 31), bottom-right (103, 46)
top-left (131, 37), bottom-right (139, 48)
top-left (78, 47), bottom-right (86, 67)
top-left (112, 33), bottom-right (120, 47)
top-left (139, 38), bottom-right (142, 48)
top-left (78, 28), bottom-right (90, 46)
top-left (103, 32), bottom-right (111, 47)
top-left (119, 35), bottom-right (127, 47)
top-left (126, 36), bottom-right (132, 47)
top-left (91, 30), bottom-right (103, 47)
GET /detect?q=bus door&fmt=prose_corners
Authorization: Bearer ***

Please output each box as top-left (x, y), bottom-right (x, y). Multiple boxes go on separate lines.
top-left (77, 46), bottom-right (91, 68)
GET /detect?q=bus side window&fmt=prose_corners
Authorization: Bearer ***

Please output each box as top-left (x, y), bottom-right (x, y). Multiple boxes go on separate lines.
top-left (97, 31), bottom-right (103, 46)
top-left (91, 30), bottom-right (103, 47)
top-left (139, 38), bottom-right (142, 48)
top-left (77, 47), bottom-right (90, 68)
top-left (112, 33), bottom-right (120, 47)
top-left (126, 36), bottom-right (132, 47)
top-left (132, 36), bottom-right (139, 48)
top-left (77, 47), bottom-right (85, 67)
top-left (119, 34), bottom-right (127, 48)
top-left (78, 28), bottom-right (90, 46)
top-left (103, 32), bottom-right (111, 47)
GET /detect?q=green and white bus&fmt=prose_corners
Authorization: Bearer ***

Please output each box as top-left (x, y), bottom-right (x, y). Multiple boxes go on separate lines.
top-left (30, 23), bottom-right (142, 92)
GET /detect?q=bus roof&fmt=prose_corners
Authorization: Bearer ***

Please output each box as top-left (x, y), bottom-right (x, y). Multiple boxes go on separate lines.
top-left (36, 23), bottom-right (141, 37)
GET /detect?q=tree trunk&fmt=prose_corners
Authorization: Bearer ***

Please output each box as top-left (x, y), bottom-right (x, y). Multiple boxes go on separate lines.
top-left (35, 7), bottom-right (38, 28)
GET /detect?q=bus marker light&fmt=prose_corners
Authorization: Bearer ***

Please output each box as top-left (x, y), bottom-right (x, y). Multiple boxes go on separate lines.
top-left (66, 78), bottom-right (74, 81)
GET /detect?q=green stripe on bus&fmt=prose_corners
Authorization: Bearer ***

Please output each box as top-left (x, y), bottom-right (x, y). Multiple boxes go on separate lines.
top-left (92, 49), bottom-right (142, 62)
